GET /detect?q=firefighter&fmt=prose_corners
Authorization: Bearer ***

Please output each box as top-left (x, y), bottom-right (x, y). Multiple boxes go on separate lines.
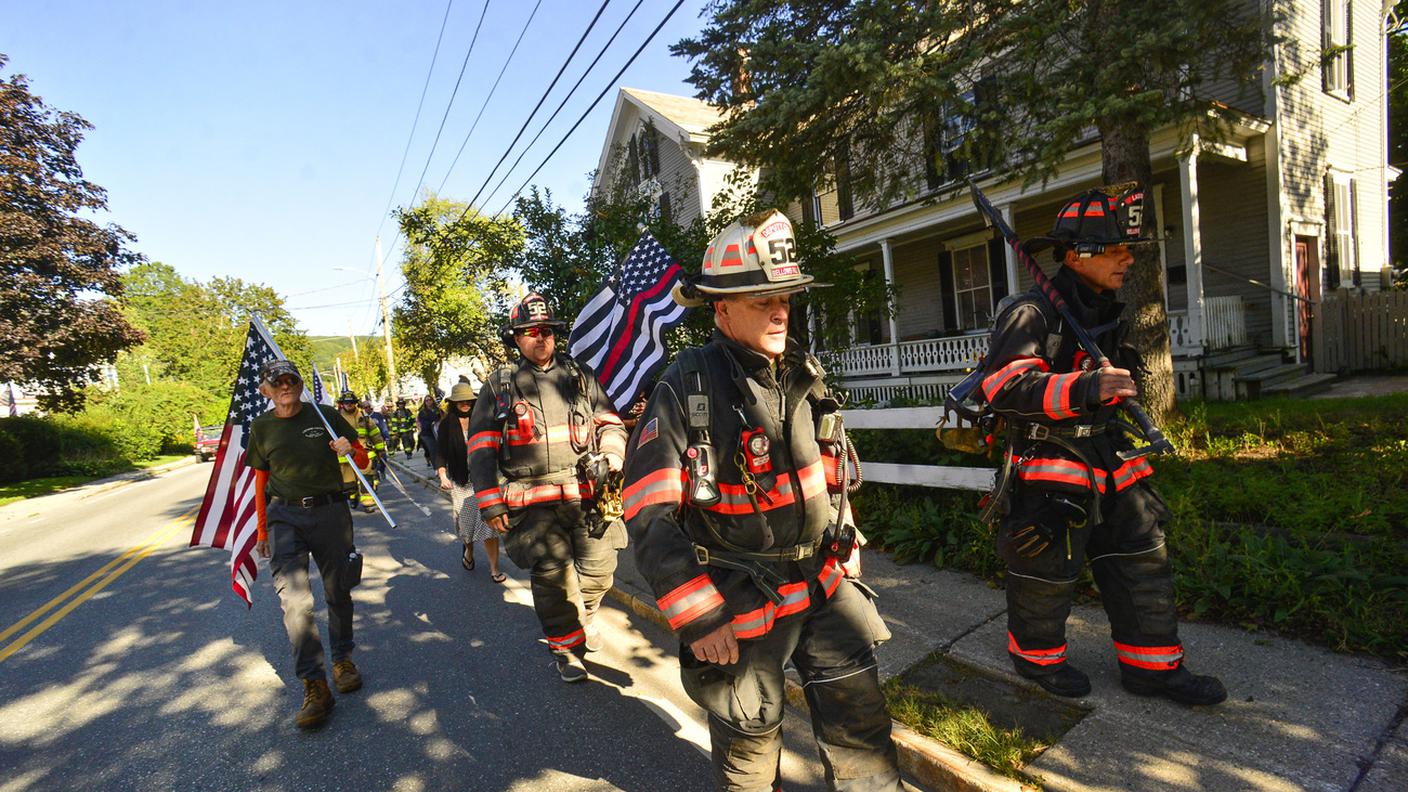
top-left (622, 210), bottom-right (902, 791)
top-left (336, 391), bottom-right (386, 513)
top-left (391, 398), bottom-right (416, 458)
top-left (979, 186), bottom-right (1226, 705)
top-left (466, 293), bottom-right (628, 683)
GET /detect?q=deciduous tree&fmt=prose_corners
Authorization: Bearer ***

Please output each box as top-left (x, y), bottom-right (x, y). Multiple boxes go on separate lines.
top-left (1, 54), bottom-right (144, 409)
top-left (675, 1), bottom-right (1274, 417)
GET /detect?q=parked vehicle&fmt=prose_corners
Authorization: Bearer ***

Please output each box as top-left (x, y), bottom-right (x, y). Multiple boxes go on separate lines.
top-left (194, 425), bottom-right (221, 462)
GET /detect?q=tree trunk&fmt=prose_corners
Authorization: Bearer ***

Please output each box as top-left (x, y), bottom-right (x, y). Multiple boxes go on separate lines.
top-left (1099, 120), bottom-right (1177, 423)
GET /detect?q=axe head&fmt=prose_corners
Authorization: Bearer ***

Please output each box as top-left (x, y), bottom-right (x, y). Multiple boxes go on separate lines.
top-left (1117, 437), bottom-right (1176, 461)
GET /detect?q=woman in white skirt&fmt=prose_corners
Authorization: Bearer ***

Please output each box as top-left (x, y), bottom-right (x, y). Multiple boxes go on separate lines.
top-left (436, 382), bottom-right (504, 582)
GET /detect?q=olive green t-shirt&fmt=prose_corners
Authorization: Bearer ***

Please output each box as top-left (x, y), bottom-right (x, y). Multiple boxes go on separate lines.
top-left (245, 403), bottom-right (359, 500)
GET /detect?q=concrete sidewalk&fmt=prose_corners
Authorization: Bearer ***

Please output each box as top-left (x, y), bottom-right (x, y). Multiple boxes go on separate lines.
top-left (389, 459), bottom-right (1407, 791)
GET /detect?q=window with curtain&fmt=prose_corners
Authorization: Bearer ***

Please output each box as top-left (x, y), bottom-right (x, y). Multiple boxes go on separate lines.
top-left (952, 242), bottom-right (993, 330)
top-left (1323, 0), bottom-right (1352, 97)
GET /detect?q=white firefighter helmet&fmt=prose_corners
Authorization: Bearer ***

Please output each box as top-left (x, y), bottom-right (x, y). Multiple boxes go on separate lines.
top-left (671, 209), bottom-right (828, 307)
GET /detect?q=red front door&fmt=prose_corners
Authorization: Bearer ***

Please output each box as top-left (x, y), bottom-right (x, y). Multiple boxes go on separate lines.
top-left (1294, 237), bottom-right (1319, 363)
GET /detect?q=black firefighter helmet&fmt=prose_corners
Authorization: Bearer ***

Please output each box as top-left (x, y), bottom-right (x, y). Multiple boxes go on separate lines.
top-left (336, 389), bottom-right (358, 406)
top-left (1024, 184), bottom-right (1156, 261)
top-left (501, 293), bottom-right (566, 343)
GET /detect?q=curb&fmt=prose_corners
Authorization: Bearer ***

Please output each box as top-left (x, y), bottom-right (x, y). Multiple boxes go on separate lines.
top-left (76, 455), bottom-right (201, 500)
top-left (389, 459), bottom-right (1028, 792)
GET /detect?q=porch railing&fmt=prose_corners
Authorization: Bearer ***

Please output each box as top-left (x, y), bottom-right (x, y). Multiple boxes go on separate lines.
top-left (826, 297), bottom-right (1246, 380)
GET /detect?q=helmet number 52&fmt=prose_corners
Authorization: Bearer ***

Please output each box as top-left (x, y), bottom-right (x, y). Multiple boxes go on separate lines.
top-left (767, 238), bottom-right (797, 264)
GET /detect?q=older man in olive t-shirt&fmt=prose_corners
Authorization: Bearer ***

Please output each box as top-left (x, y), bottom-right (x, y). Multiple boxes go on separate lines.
top-left (245, 359), bottom-right (367, 730)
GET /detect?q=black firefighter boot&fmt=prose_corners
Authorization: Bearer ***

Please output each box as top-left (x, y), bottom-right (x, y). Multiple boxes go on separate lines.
top-left (1121, 665), bottom-right (1227, 706)
top-left (1020, 663), bottom-right (1092, 698)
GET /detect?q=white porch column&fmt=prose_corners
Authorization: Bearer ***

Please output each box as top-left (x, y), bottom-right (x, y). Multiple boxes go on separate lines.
top-left (1178, 135), bottom-right (1206, 352)
top-left (880, 238), bottom-right (901, 375)
top-left (1152, 183), bottom-right (1169, 312)
top-left (999, 204), bottom-right (1019, 292)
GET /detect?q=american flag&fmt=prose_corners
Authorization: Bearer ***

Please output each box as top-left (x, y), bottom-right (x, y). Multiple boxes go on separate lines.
top-left (569, 231), bottom-right (688, 410)
top-left (308, 363), bottom-right (333, 407)
top-left (190, 321), bottom-right (278, 607)
top-left (7, 383), bottom-right (18, 417)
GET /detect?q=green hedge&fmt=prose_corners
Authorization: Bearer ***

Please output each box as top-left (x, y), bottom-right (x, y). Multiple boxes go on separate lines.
top-left (0, 380), bottom-right (225, 483)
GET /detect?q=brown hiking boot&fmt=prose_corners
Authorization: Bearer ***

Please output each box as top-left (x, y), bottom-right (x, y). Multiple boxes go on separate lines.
top-left (296, 678), bottom-right (335, 730)
top-left (332, 659), bottom-right (362, 693)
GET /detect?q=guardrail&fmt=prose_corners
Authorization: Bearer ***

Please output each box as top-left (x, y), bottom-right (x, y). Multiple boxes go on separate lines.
top-left (842, 407), bottom-right (995, 492)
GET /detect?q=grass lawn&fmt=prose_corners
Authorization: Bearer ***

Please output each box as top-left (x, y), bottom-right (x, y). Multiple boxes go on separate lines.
top-left (0, 454), bottom-right (194, 507)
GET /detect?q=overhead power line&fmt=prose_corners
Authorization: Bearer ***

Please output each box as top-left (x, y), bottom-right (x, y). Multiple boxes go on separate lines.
top-left (458, 0), bottom-right (613, 210)
top-left (479, 0), bottom-right (646, 212)
top-left (492, 0), bottom-right (688, 216)
top-left (405, 0), bottom-right (494, 213)
top-left (433, 0), bottom-right (550, 195)
top-left (373, 0), bottom-right (456, 244)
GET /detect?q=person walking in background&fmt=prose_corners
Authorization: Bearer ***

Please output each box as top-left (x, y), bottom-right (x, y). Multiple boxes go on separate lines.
top-left (390, 398), bottom-right (415, 458)
top-left (436, 382), bottom-right (504, 582)
top-left (416, 394), bottom-right (441, 469)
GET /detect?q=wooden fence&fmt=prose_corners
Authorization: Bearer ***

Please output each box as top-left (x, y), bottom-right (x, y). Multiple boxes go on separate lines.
top-left (1312, 290), bottom-right (1408, 374)
top-left (842, 407), bottom-right (995, 492)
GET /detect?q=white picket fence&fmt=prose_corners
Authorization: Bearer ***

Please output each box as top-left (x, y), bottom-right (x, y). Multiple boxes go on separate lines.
top-left (841, 407), bottom-right (996, 492)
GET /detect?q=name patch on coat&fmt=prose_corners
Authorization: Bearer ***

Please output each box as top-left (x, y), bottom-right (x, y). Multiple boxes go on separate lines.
top-left (636, 417), bottom-right (659, 449)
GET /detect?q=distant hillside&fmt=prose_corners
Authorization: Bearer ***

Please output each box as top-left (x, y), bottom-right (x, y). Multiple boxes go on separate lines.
top-left (308, 335), bottom-right (379, 364)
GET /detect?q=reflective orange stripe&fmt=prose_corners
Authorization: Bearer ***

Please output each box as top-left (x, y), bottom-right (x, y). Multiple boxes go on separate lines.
top-left (657, 575), bottom-right (725, 630)
top-left (1043, 372), bottom-right (1082, 420)
top-left (1008, 632), bottom-right (1067, 666)
top-left (467, 431), bottom-right (500, 453)
top-left (731, 581), bottom-right (809, 639)
top-left (818, 558), bottom-right (844, 599)
top-left (475, 488), bottom-right (504, 509)
top-left (1017, 457), bottom-right (1106, 493)
top-left (795, 460), bottom-right (827, 500)
top-left (1113, 641), bottom-right (1182, 670)
top-left (504, 482), bottom-right (589, 508)
top-left (1110, 457), bottom-right (1154, 491)
top-left (982, 357), bottom-right (1048, 401)
top-left (623, 467), bottom-right (686, 520)
top-left (704, 474), bottom-right (797, 515)
top-left (547, 628), bottom-right (585, 651)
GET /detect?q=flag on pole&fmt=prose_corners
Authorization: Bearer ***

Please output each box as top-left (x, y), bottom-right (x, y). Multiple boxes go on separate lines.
top-left (7, 383), bottom-right (18, 417)
top-left (568, 231), bottom-right (688, 411)
top-left (308, 363), bottom-right (333, 407)
top-left (190, 321), bottom-right (279, 606)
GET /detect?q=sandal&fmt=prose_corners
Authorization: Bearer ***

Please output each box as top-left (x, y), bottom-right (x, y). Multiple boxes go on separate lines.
top-left (461, 546), bottom-right (475, 571)
top-left (490, 572), bottom-right (507, 584)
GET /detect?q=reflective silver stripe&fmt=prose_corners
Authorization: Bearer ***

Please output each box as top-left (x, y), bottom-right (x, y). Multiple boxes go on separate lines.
top-left (660, 586), bottom-right (721, 623)
top-left (1013, 646), bottom-right (1066, 662)
top-left (622, 474), bottom-right (683, 513)
top-left (1115, 647), bottom-right (1183, 664)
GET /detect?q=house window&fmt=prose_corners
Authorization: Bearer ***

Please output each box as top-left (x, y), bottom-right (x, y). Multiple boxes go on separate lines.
top-left (1327, 172), bottom-right (1358, 287)
top-left (1323, 0), bottom-right (1352, 98)
top-left (952, 243), bottom-right (993, 330)
top-left (657, 191), bottom-right (672, 224)
top-left (640, 123), bottom-right (661, 179)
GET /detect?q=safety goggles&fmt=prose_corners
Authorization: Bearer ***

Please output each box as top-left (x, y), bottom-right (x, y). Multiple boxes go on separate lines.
top-left (515, 326), bottom-right (554, 338)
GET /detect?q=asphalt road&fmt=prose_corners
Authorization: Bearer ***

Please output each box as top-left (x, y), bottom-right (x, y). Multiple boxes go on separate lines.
top-left (0, 460), bottom-right (834, 792)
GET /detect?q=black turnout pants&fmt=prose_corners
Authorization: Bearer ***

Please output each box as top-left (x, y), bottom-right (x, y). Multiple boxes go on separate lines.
top-left (680, 578), bottom-right (902, 792)
top-left (503, 500), bottom-right (619, 655)
top-left (268, 500), bottom-right (356, 681)
top-left (998, 481), bottom-right (1181, 678)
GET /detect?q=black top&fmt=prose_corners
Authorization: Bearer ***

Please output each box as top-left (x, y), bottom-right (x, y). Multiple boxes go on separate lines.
top-left (245, 403), bottom-right (358, 500)
top-left (436, 409), bottom-right (473, 486)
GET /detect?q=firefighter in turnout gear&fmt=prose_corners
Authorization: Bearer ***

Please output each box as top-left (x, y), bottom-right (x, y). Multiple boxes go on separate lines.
top-left (623, 210), bottom-right (902, 791)
top-left (336, 391), bottom-right (386, 513)
top-left (466, 293), bottom-right (629, 683)
top-left (980, 188), bottom-right (1226, 705)
top-left (390, 398), bottom-right (415, 458)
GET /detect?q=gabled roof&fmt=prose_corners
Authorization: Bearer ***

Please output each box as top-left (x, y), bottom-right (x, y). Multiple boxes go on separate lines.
top-left (591, 87), bottom-right (728, 195)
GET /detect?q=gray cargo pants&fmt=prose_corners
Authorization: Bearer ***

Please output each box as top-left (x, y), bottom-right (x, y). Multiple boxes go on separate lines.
top-left (268, 499), bottom-right (356, 681)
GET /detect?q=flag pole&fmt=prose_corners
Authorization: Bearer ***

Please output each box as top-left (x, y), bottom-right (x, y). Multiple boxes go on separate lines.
top-left (250, 315), bottom-right (398, 529)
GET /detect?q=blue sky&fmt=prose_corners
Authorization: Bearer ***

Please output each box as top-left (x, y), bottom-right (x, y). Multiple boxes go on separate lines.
top-left (3, 0), bottom-right (712, 336)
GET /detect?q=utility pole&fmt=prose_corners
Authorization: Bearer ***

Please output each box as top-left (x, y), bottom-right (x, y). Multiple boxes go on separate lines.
top-left (346, 319), bottom-right (359, 361)
top-left (375, 236), bottom-right (399, 401)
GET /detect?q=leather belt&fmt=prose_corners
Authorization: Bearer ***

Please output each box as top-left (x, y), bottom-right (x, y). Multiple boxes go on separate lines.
top-left (1025, 422), bottom-right (1107, 441)
top-left (270, 493), bottom-right (341, 509)
top-left (693, 541), bottom-right (817, 565)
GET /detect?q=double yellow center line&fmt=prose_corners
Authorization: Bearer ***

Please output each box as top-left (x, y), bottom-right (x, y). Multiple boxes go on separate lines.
top-left (0, 506), bottom-right (198, 664)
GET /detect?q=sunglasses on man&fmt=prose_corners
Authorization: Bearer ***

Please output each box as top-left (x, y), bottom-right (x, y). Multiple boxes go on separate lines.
top-left (515, 326), bottom-right (554, 338)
